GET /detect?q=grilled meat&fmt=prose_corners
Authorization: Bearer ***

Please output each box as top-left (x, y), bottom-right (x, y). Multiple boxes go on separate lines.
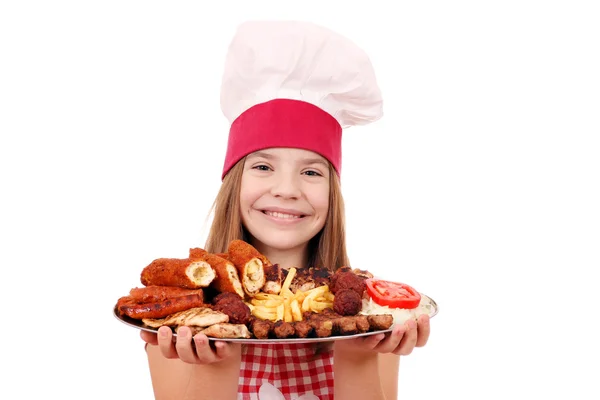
top-left (273, 320), bottom-right (295, 338)
top-left (212, 292), bottom-right (252, 324)
top-left (366, 315), bottom-right (394, 330)
top-left (199, 323), bottom-right (252, 339)
top-left (262, 263), bottom-right (283, 294)
top-left (284, 266), bottom-right (332, 293)
top-left (142, 307), bottom-right (229, 328)
top-left (250, 319), bottom-right (274, 339)
top-left (292, 320), bottom-right (313, 338)
top-left (351, 268), bottom-right (373, 280)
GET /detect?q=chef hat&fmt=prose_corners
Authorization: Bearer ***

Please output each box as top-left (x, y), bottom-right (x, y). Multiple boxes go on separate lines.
top-left (220, 20), bottom-right (383, 179)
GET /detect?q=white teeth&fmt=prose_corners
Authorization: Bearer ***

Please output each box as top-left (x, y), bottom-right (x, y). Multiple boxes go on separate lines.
top-left (264, 211), bottom-right (301, 219)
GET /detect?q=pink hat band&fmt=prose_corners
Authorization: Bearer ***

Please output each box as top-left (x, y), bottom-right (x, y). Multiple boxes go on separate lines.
top-left (222, 99), bottom-right (343, 179)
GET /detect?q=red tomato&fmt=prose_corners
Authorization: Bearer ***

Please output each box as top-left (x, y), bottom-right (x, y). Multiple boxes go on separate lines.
top-left (365, 279), bottom-right (421, 309)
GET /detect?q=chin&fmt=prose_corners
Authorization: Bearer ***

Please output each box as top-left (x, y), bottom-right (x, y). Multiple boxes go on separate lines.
top-left (252, 230), bottom-right (315, 253)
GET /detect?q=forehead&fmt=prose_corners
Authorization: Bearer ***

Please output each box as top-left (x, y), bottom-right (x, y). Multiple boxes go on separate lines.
top-left (246, 148), bottom-right (328, 164)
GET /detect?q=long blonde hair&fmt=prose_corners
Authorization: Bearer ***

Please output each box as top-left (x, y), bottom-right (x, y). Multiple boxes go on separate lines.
top-left (204, 156), bottom-right (350, 271)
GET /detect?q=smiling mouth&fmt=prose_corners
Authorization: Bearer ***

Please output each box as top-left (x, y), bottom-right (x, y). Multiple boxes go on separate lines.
top-left (262, 210), bottom-right (305, 219)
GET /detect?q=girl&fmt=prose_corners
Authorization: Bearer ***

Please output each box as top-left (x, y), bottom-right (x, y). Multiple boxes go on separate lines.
top-left (141, 21), bottom-right (431, 400)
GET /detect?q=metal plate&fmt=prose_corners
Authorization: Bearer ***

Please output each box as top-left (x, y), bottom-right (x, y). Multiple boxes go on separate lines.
top-left (113, 293), bottom-right (438, 344)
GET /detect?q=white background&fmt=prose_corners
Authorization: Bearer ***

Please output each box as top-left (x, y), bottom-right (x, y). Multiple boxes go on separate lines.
top-left (1, 1), bottom-right (599, 399)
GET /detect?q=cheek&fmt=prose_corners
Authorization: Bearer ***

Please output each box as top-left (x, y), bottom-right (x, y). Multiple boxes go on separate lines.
top-left (309, 186), bottom-right (330, 215)
top-left (239, 181), bottom-right (261, 212)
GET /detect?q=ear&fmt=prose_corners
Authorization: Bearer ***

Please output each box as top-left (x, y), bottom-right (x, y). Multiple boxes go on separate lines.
top-left (258, 382), bottom-right (286, 400)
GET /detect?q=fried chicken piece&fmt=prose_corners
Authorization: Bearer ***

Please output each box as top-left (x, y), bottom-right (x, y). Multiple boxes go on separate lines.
top-left (333, 289), bottom-right (363, 316)
top-left (188, 247), bottom-right (207, 259)
top-left (198, 250), bottom-right (245, 298)
top-left (227, 240), bottom-right (267, 297)
top-left (330, 269), bottom-right (366, 296)
top-left (141, 256), bottom-right (216, 289)
top-left (273, 320), bottom-right (295, 338)
top-left (367, 315), bottom-right (394, 330)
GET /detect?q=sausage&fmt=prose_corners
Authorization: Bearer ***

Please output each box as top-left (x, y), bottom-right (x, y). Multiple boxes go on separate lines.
top-left (117, 294), bottom-right (204, 320)
top-left (128, 286), bottom-right (204, 303)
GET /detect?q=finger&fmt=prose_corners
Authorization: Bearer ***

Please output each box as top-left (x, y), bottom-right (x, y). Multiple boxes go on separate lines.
top-left (373, 325), bottom-right (405, 353)
top-left (140, 330), bottom-right (158, 346)
top-left (175, 327), bottom-right (200, 364)
top-left (213, 341), bottom-right (234, 360)
top-left (394, 319), bottom-right (418, 356)
top-left (157, 326), bottom-right (179, 359)
top-left (360, 333), bottom-right (386, 350)
top-left (415, 314), bottom-right (431, 347)
top-left (192, 333), bottom-right (218, 364)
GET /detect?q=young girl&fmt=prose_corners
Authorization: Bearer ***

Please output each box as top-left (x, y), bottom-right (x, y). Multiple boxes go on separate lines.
top-left (141, 20), bottom-right (431, 400)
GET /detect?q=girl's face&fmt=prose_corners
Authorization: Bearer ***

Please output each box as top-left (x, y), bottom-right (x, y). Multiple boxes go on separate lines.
top-left (240, 147), bottom-right (330, 254)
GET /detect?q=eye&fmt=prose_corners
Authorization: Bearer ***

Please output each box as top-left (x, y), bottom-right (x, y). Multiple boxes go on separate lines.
top-left (252, 164), bottom-right (272, 172)
top-left (303, 169), bottom-right (323, 177)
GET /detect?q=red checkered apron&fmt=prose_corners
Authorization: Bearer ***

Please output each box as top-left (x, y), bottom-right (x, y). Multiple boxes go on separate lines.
top-left (238, 343), bottom-right (334, 400)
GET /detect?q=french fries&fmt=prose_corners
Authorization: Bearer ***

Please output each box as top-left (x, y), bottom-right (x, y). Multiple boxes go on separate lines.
top-left (246, 267), bottom-right (334, 322)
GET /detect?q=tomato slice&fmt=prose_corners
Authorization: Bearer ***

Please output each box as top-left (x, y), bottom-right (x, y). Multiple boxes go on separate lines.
top-left (365, 279), bottom-right (421, 309)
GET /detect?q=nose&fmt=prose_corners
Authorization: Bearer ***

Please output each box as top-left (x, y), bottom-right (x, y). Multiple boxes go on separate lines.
top-left (270, 172), bottom-right (302, 199)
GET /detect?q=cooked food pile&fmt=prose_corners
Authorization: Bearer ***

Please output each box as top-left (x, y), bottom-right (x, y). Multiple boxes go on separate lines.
top-left (116, 240), bottom-right (398, 339)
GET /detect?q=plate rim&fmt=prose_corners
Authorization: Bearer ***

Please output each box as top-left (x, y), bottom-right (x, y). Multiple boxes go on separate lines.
top-left (113, 292), bottom-right (438, 344)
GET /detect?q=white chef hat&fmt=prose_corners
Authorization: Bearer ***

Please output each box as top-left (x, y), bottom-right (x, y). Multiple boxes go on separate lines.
top-left (220, 20), bottom-right (383, 179)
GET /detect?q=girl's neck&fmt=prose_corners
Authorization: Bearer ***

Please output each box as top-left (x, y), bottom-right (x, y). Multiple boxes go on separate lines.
top-left (251, 242), bottom-right (308, 270)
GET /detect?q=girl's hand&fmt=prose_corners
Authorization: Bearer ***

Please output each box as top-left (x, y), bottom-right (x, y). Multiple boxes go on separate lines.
top-left (334, 314), bottom-right (430, 358)
top-left (140, 326), bottom-right (241, 365)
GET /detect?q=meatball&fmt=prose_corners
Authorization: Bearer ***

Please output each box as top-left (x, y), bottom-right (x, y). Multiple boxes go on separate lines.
top-left (333, 289), bottom-right (362, 316)
top-left (330, 270), bottom-right (366, 296)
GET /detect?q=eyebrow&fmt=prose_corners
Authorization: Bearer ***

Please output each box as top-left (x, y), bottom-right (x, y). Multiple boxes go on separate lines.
top-left (247, 151), bottom-right (329, 167)
top-left (247, 151), bottom-right (275, 160)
